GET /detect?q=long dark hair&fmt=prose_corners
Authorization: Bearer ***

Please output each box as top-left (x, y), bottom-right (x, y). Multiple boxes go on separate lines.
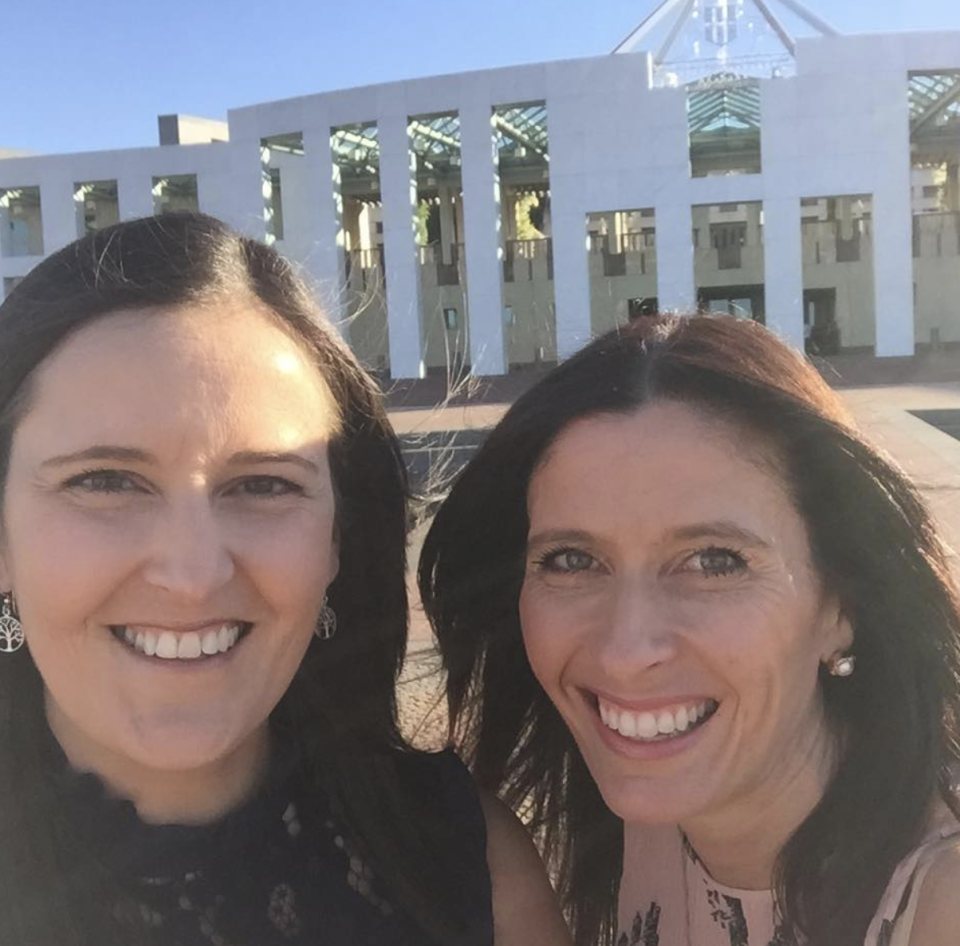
top-left (0, 213), bottom-right (470, 945)
top-left (419, 315), bottom-right (960, 946)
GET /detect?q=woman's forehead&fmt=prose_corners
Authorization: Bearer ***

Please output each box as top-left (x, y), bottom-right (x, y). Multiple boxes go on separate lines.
top-left (527, 403), bottom-right (798, 537)
top-left (12, 302), bottom-right (340, 458)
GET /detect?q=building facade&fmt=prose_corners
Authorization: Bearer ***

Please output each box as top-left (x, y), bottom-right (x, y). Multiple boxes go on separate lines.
top-left (2, 0), bottom-right (960, 378)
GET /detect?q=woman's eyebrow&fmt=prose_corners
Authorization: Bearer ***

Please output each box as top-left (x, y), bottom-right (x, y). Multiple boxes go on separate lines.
top-left (670, 521), bottom-right (770, 548)
top-left (226, 450), bottom-right (320, 474)
top-left (528, 522), bottom-right (771, 549)
top-left (527, 528), bottom-right (596, 547)
top-left (39, 447), bottom-right (320, 475)
top-left (40, 445), bottom-right (156, 469)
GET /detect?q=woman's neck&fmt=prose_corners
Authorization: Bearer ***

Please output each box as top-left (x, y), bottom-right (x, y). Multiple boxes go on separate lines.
top-left (45, 696), bottom-right (270, 825)
top-left (680, 711), bottom-right (839, 891)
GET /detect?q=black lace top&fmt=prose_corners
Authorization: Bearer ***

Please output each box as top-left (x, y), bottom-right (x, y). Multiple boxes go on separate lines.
top-left (45, 728), bottom-right (493, 946)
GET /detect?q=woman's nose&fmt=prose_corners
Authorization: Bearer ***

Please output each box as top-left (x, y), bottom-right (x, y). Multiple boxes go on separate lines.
top-left (141, 500), bottom-right (236, 601)
top-left (593, 582), bottom-right (680, 679)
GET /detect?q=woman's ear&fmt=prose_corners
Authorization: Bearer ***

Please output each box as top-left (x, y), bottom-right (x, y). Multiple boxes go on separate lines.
top-left (328, 522), bottom-right (341, 586)
top-left (820, 598), bottom-right (854, 662)
top-left (0, 536), bottom-right (11, 592)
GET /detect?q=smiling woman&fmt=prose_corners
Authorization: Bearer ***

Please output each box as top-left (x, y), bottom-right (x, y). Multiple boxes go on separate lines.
top-left (0, 214), bottom-right (569, 946)
top-left (4, 300), bottom-right (343, 815)
top-left (419, 316), bottom-right (960, 946)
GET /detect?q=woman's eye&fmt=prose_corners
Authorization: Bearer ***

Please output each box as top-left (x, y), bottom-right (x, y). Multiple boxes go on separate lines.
top-left (65, 470), bottom-right (140, 494)
top-left (230, 476), bottom-right (302, 498)
top-left (536, 548), bottom-right (597, 574)
top-left (688, 547), bottom-right (747, 578)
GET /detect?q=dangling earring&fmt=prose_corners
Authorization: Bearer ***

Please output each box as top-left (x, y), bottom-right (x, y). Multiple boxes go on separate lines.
top-left (0, 591), bottom-right (24, 655)
top-left (827, 653), bottom-right (856, 677)
top-left (315, 595), bottom-right (337, 641)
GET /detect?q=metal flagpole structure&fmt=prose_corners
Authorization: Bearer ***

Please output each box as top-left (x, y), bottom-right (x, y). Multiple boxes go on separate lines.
top-left (612, 0), bottom-right (841, 61)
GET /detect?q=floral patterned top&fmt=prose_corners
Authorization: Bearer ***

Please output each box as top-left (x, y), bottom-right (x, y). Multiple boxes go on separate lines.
top-left (45, 726), bottom-right (493, 946)
top-left (617, 802), bottom-right (960, 946)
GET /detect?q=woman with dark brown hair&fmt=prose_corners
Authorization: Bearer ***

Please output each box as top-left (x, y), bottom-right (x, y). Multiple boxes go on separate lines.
top-left (420, 315), bottom-right (960, 946)
top-left (0, 213), bottom-right (569, 946)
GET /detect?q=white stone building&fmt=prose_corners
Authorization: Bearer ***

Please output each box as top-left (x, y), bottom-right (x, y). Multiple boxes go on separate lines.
top-left (2, 0), bottom-right (959, 377)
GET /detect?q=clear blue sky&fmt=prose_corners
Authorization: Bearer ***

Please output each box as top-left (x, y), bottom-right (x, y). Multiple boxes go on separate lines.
top-left (6, 0), bottom-right (960, 155)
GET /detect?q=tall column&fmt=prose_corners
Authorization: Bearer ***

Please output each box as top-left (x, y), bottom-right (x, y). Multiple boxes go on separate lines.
top-left (460, 101), bottom-right (506, 376)
top-left (218, 141), bottom-right (268, 240)
top-left (837, 195), bottom-right (853, 240)
top-left (613, 210), bottom-right (626, 254)
top-left (117, 172), bottom-right (155, 221)
top-left (552, 209), bottom-right (593, 360)
top-left (947, 162), bottom-right (960, 213)
top-left (745, 202), bottom-right (762, 248)
top-left (438, 183), bottom-right (455, 266)
top-left (873, 185), bottom-right (915, 356)
top-left (763, 197), bottom-right (804, 349)
top-left (301, 127), bottom-right (345, 327)
top-left (655, 203), bottom-right (696, 312)
top-left (379, 113), bottom-right (423, 379)
top-left (38, 174), bottom-right (77, 254)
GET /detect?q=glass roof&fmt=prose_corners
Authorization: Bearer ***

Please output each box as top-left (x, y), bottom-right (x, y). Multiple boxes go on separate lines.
top-left (75, 180), bottom-right (118, 201)
top-left (0, 186), bottom-right (41, 206)
top-left (408, 114), bottom-right (461, 163)
top-left (615, 0), bottom-right (840, 88)
top-left (909, 73), bottom-right (960, 139)
top-left (331, 123), bottom-right (380, 181)
top-left (495, 103), bottom-right (549, 162)
top-left (687, 79), bottom-right (760, 135)
top-left (326, 106), bottom-right (552, 183)
top-left (262, 132), bottom-right (305, 155)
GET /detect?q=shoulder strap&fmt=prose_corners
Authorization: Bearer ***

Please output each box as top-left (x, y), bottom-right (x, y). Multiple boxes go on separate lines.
top-left (866, 831), bottom-right (960, 946)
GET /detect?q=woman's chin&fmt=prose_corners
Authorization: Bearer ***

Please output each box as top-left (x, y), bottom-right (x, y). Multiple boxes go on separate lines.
top-left (117, 717), bottom-right (255, 774)
top-left (587, 762), bottom-right (715, 827)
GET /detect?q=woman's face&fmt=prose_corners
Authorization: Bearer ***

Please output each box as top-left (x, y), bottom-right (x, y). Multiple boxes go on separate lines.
top-left (520, 401), bottom-right (852, 827)
top-left (0, 301), bottom-right (340, 775)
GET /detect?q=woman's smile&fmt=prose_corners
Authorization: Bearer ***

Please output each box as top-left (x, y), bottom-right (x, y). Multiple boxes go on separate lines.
top-left (110, 621), bottom-right (252, 661)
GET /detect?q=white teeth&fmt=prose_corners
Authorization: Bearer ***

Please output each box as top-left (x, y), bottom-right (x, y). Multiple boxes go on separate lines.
top-left (118, 623), bottom-right (245, 660)
top-left (657, 711), bottom-right (676, 735)
top-left (598, 698), bottom-right (715, 742)
top-left (636, 712), bottom-right (659, 739)
top-left (177, 632), bottom-right (202, 659)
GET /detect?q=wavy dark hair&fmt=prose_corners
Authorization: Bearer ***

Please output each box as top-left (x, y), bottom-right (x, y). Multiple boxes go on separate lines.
top-left (0, 213), bottom-right (472, 946)
top-left (419, 315), bottom-right (960, 946)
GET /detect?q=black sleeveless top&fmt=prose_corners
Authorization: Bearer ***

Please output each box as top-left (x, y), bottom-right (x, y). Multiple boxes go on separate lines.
top-left (45, 729), bottom-right (493, 946)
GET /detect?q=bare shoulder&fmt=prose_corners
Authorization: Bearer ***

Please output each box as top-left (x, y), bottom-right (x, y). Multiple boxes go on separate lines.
top-left (907, 843), bottom-right (960, 946)
top-left (479, 790), bottom-right (574, 946)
